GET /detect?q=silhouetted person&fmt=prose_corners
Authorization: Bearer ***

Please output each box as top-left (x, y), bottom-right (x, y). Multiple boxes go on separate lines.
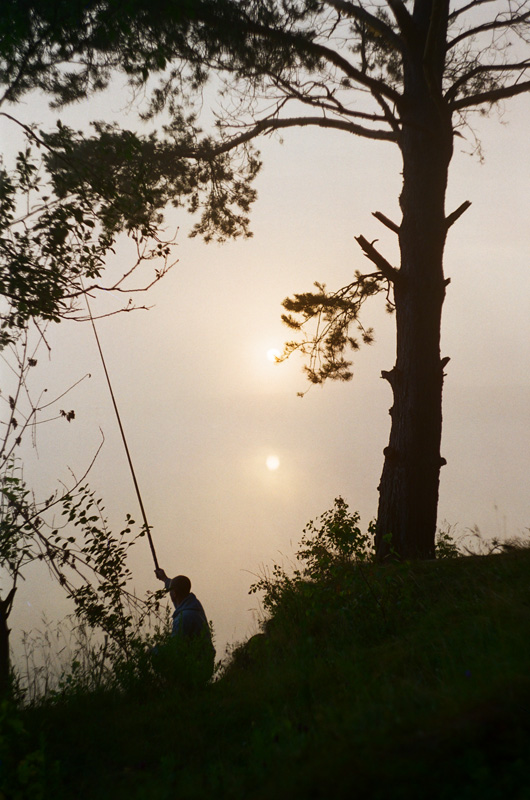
top-left (153, 568), bottom-right (215, 686)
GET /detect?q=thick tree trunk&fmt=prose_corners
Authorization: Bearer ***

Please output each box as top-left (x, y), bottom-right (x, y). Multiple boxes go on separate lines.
top-left (375, 5), bottom-right (453, 560)
top-left (375, 140), bottom-right (451, 559)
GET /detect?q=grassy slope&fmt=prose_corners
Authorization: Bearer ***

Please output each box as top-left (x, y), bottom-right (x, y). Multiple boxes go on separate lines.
top-left (20, 547), bottom-right (530, 799)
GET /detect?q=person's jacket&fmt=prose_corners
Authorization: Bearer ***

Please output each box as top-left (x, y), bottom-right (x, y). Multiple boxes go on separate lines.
top-left (164, 581), bottom-right (211, 641)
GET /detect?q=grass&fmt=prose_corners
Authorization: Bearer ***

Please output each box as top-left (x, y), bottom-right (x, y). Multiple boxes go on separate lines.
top-left (3, 543), bottom-right (530, 799)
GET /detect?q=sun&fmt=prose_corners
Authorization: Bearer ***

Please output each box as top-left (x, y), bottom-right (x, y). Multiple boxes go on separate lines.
top-left (266, 348), bottom-right (281, 363)
top-left (266, 454), bottom-right (280, 471)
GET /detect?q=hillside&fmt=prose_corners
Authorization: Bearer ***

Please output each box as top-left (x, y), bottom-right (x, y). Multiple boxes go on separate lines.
top-left (4, 545), bottom-right (530, 799)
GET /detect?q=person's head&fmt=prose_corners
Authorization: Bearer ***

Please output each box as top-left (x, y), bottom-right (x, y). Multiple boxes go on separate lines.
top-left (169, 575), bottom-right (191, 605)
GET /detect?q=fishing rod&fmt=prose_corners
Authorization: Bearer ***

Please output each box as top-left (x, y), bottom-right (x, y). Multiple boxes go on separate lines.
top-left (84, 290), bottom-right (160, 571)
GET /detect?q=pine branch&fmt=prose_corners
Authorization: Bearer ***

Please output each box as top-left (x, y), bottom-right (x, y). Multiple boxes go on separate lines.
top-left (385, 0), bottom-right (416, 43)
top-left (324, 0), bottom-right (404, 51)
top-left (450, 77), bottom-right (530, 110)
top-left (239, 15), bottom-right (403, 106)
top-left (445, 60), bottom-right (530, 103)
top-left (269, 73), bottom-right (391, 124)
top-left (447, 9), bottom-right (530, 50)
top-left (207, 115), bottom-right (397, 155)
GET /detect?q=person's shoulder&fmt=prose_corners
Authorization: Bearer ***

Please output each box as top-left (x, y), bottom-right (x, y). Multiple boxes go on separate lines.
top-left (184, 593), bottom-right (207, 613)
top-left (180, 593), bottom-right (199, 608)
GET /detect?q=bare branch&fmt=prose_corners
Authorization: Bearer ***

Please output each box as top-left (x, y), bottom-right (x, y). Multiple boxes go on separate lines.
top-left (372, 92), bottom-right (401, 136)
top-left (269, 73), bottom-right (392, 124)
top-left (372, 210), bottom-right (400, 234)
top-left (355, 236), bottom-right (400, 282)
top-left (0, 326), bottom-right (94, 468)
top-left (445, 200), bottom-right (472, 229)
top-left (36, 374), bottom-right (92, 413)
top-left (448, 0), bottom-right (497, 23)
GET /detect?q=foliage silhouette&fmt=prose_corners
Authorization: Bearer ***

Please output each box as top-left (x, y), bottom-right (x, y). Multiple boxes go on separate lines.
top-left (3, 501), bottom-right (529, 799)
top-left (3, 0), bottom-right (529, 558)
top-left (0, 454), bottom-right (169, 698)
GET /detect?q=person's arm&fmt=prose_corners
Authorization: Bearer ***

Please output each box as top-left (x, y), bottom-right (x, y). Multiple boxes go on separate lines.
top-left (154, 567), bottom-right (171, 591)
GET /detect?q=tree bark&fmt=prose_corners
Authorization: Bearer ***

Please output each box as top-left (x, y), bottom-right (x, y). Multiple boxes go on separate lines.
top-left (375, 0), bottom-right (453, 560)
top-left (0, 588), bottom-right (15, 697)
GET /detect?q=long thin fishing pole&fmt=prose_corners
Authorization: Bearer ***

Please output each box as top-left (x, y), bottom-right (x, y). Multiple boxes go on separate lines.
top-left (84, 292), bottom-right (160, 570)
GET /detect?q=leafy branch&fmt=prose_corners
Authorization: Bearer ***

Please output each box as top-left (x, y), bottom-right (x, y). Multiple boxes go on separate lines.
top-left (280, 270), bottom-right (392, 393)
top-left (1, 459), bottom-right (165, 670)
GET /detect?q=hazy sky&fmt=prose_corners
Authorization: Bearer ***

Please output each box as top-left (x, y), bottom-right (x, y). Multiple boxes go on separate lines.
top-left (2, 75), bottom-right (529, 661)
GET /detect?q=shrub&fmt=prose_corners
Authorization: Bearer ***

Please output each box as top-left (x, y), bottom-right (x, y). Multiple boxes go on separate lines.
top-left (250, 497), bottom-right (375, 616)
